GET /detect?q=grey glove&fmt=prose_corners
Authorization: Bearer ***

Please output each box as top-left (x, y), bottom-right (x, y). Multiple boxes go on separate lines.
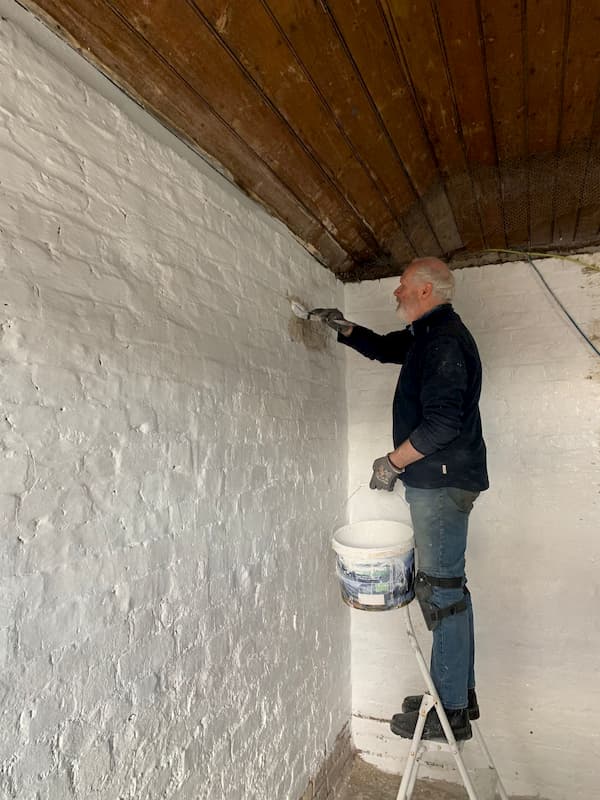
top-left (369, 454), bottom-right (404, 491)
top-left (309, 307), bottom-right (352, 332)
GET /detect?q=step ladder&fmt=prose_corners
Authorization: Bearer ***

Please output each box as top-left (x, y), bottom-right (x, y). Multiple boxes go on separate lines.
top-left (396, 604), bottom-right (509, 800)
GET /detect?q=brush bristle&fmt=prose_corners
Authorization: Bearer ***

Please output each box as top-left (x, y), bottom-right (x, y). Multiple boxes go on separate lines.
top-left (291, 300), bottom-right (310, 319)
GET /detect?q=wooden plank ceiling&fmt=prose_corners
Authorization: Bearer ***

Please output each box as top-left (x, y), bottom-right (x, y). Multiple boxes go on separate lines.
top-left (22, 0), bottom-right (600, 281)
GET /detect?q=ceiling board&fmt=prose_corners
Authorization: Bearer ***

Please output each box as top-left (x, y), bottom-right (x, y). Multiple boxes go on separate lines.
top-left (436, 0), bottom-right (505, 249)
top-left (382, 0), bottom-right (486, 251)
top-left (526, 0), bottom-right (567, 244)
top-left (326, 0), bottom-right (464, 255)
top-left (195, 0), bottom-right (422, 261)
top-left (574, 101), bottom-right (600, 241)
top-left (20, 0), bottom-right (600, 280)
top-left (25, 0), bottom-right (354, 270)
top-left (106, 0), bottom-right (380, 257)
top-left (262, 0), bottom-right (434, 258)
top-left (480, 0), bottom-right (529, 246)
top-left (553, 0), bottom-right (600, 243)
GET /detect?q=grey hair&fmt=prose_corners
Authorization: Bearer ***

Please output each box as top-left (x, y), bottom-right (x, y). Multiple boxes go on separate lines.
top-left (409, 258), bottom-right (455, 302)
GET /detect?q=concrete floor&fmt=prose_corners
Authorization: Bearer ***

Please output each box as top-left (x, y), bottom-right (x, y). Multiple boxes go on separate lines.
top-left (338, 757), bottom-right (473, 800)
top-left (338, 757), bottom-right (547, 800)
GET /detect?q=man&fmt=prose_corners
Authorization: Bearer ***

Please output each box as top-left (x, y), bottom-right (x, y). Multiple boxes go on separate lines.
top-left (314, 257), bottom-right (488, 742)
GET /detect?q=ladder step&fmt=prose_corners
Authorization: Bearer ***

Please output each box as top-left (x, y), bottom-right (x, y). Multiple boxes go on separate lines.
top-left (396, 605), bottom-right (509, 800)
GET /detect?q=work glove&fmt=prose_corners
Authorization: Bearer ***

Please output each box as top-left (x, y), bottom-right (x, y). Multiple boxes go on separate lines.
top-left (369, 454), bottom-right (404, 491)
top-left (309, 308), bottom-right (352, 332)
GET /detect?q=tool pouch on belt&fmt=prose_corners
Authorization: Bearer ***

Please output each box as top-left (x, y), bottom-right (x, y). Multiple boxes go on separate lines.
top-left (414, 570), bottom-right (468, 631)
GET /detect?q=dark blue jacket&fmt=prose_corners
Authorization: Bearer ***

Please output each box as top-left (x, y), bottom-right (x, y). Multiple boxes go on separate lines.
top-left (340, 304), bottom-right (488, 492)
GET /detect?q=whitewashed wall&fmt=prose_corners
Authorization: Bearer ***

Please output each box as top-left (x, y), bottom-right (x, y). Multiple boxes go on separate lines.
top-left (0, 6), bottom-right (350, 799)
top-left (344, 255), bottom-right (600, 800)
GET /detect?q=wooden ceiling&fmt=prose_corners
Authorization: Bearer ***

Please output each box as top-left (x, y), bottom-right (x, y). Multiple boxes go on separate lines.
top-left (22, 0), bottom-right (600, 281)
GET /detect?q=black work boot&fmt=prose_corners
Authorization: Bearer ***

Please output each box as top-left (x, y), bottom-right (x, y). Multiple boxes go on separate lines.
top-left (390, 707), bottom-right (472, 741)
top-left (401, 688), bottom-right (480, 720)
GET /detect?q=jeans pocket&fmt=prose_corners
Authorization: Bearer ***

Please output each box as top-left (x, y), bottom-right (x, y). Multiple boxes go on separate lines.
top-left (447, 487), bottom-right (480, 513)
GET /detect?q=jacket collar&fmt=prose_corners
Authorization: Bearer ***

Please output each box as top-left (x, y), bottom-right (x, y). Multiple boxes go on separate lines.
top-left (408, 303), bottom-right (453, 336)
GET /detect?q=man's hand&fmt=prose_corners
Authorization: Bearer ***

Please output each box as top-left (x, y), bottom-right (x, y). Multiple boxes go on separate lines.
top-left (309, 308), bottom-right (353, 333)
top-left (369, 454), bottom-right (404, 491)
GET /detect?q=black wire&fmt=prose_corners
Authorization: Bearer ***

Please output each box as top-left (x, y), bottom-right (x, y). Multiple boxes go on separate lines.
top-left (525, 254), bottom-right (600, 359)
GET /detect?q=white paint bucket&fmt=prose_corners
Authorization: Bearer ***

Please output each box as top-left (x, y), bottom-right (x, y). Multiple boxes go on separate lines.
top-left (332, 520), bottom-right (415, 611)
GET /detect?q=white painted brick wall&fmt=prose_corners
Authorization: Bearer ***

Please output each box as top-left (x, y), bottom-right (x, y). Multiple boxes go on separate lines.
top-left (0, 8), bottom-right (350, 799)
top-left (344, 255), bottom-right (600, 800)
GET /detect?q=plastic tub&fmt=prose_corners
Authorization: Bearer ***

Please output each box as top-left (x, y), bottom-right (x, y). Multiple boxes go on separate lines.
top-left (332, 520), bottom-right (415, 611)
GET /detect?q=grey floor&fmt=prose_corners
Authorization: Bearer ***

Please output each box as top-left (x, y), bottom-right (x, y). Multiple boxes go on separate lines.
top-left (338, 757), bottom-right (472, 800)
top-left (338, 757), bottom-right (546, 800)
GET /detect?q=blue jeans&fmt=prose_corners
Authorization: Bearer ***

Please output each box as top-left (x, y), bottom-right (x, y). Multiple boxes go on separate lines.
top-left (404, 486), bottom-right (479, 710)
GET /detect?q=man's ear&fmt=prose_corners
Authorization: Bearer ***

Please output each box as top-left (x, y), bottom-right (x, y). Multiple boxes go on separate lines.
top-left (420, 281), bottom-right (434, 299)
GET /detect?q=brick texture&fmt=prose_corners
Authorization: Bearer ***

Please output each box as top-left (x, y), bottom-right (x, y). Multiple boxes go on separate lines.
top-left (344, 256), bottom-right (600, 800)
top-left (299, 724), bottom-right (354, 800)
top-left (0, 9), bottom-right (351, 799)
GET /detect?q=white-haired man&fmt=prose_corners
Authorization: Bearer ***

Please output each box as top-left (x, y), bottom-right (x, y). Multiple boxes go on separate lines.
top-left (313, 257), bottom-right (488, 741)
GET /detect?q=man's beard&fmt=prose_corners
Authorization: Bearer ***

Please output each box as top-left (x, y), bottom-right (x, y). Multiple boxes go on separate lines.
top-left (395, 303), bottom-right (409, 323)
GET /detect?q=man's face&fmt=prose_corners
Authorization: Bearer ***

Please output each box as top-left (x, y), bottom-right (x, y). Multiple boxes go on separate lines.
top-left (394, 267), bottom-right (426, 323)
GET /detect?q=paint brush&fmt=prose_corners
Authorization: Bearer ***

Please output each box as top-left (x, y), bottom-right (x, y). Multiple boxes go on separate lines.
top-left (290, 300), bottom-right (315, 320)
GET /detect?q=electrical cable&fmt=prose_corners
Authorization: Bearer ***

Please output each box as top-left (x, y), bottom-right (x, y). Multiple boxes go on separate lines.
top-left (481, 247), bottom-right (600, 272)
top-left (478, 247), bottom-right (600, 358)
top-left (524, 253), bottom-right (600, 359)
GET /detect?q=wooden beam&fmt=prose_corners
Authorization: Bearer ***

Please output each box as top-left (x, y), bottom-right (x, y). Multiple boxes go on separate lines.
top-left (24, 0), bottom-right (356, 271)
top-left (480, 0), bottom-right (529, 247)
top-left (261, 0), bottom-right (429, 260)
top-left (105, 0), bottom-right (383, 259)
top-left (325, 0), bottom-right (456, 255)
top-left (381, 0), bottom-right (486, 251)
top-left (18, 0), bottom-right (599, 278)
top-left (435, 0), bottom-right (505, 250)
top-left (574, 92), bottom-right (600, 243)
top-left (191, 0), bottom-right (414, 261)
top-left (525, 0), bottom-right (567, 245)
top-left (553, 0), bottom-right (600, 244)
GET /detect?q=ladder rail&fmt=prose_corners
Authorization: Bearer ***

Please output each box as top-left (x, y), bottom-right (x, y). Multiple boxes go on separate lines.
top-left (395, 694), bottom-right (434, 800)
top-left (396, 604), bottom-right (507, 800)
top-left (472, 722), bottom-right (510, 800)
top-left (405, 744), bottom-right (424, 799)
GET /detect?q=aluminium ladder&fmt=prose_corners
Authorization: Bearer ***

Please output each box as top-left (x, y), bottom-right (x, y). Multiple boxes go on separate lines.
top-left (396, 604), bottom-right (509, 800)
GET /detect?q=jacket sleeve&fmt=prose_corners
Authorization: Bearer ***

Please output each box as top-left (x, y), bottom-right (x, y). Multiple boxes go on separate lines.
top-left (409, 336), bottom-right (468, 455)
top-left (337, 325), bottom-right (413, 364)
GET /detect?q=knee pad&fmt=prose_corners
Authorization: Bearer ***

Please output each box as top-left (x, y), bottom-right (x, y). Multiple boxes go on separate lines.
top-left (414, 571), bottom-right (468, 631)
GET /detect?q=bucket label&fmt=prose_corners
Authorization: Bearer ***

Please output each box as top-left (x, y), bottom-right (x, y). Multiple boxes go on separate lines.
top-left (335, 550), bottom-right (415, 611)
top-left (358, 592), bottom-right (386, 605)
